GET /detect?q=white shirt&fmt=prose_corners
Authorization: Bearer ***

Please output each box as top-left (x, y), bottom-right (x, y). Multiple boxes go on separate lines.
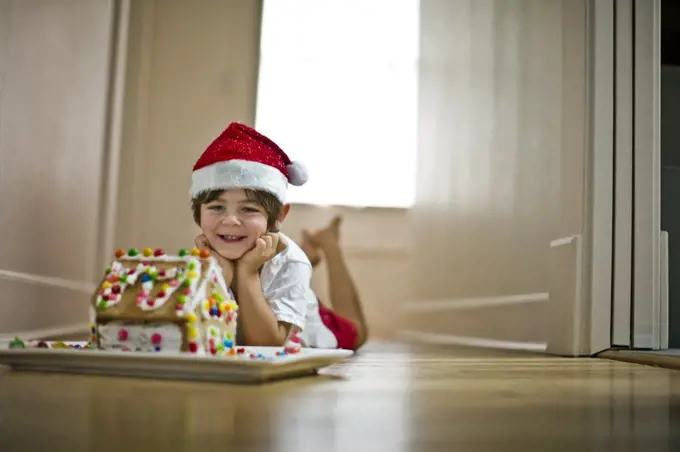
top-left (259, 233), bottom-right (338, 348)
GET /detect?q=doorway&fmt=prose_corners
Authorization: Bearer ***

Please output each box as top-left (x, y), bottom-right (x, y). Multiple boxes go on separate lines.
top-left (661, 0), bottom-right (680, 349)
top-left (609, 0), bottom-right (665, 351)
top-left (610, 0), bottom-right (680, 354)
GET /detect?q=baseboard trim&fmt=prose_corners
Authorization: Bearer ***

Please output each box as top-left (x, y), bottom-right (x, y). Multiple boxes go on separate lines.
top-left (400, 330), bottom-right (548, 352)
top-left (660, 231), bottom-right (670, 349)
top-left (0, 269), bottom-right (95, 294)
top-left (403, 292), bottom-right (549, 313)
top-left (550, 235), bottom-right (578, 248)
top-left (0, 322), bottom-right (89, 344)
top-left (599, 349), bottom-right (680, 371)
top-left (341, 246), bottom-right (410, 260)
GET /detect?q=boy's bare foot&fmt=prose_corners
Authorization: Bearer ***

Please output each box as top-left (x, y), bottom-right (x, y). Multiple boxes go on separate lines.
top-left (300, 215), bottom-right (343, 267)
top-left (300, 229), bottom-right (322, 267)
top-left (310, 215), bottom-right (342, 250)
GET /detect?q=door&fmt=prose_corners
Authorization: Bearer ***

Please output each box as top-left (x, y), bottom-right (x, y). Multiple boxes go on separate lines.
top-left (660, 0), bottom-right (680, 349)
top-left (611, 0), bottom-right (665, 349)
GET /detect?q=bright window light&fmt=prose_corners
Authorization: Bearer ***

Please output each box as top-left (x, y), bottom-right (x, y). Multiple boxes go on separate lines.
top-left (255, 0), bottom-right (420, 208)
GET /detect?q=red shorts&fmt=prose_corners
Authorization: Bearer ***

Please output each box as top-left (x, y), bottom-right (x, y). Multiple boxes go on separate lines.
top-left (318, 301), bottom-right (360, 350)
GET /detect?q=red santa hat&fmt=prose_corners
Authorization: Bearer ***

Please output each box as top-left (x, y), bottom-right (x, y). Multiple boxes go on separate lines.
top-left (190, 122), bottom-right (308, 203)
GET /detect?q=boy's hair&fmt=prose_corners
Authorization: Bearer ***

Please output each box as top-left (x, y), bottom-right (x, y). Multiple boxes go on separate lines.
top-left (191, 189), bottom-right (283, 231)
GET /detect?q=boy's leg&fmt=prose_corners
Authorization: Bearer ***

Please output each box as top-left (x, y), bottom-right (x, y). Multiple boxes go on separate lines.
top-left (307, 216), bottom-right (368, 348)
top-left (320, 241), bottom-right (368, 348)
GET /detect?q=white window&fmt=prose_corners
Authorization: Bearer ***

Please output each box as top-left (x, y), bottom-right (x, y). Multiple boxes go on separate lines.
top-left (255, 0), bottom-right (420, 208)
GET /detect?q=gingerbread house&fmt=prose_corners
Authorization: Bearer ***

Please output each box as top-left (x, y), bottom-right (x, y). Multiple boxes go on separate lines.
top-left (90, 247), bottom-right (238, 357)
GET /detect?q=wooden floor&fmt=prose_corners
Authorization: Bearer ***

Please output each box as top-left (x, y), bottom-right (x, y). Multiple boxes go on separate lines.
top-left (1, 341), bottom-right (679, 451)
top-left (601, 348), bottom-right (680, 371)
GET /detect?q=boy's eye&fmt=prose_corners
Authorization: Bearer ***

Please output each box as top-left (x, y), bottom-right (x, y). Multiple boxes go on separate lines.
top-left (241, 206), bottom-right (260, 213)
top-left (207, 205), bottom-right (224, 212)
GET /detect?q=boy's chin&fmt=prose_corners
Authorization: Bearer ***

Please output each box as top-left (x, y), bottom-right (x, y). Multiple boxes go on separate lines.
top-left (211, 251), bottom-right (241, 261)
top-left (212, 245), bottom-right (247, 261)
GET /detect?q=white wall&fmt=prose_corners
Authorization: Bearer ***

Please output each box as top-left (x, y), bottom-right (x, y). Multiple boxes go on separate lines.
top-left (0, 0), bottom-right (610, 350)
top-left (0, 0), bottom-right (410, 340)
top-left (115, 0), bottom-right (410, 341)
top-left (404, 0), bottom-right (595, 354)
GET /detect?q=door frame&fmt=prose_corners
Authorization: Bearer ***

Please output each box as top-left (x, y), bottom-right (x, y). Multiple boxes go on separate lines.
top-left (98, 0), bottom-right (131, 271)
top-left (609, 0), bottom-right (666, 350)
top-left (631, 0), bottom-right (664, 349)
top-left (588, 0), bottom-right (616, 354)
top-left (611, 0), bottom-right (634, 347)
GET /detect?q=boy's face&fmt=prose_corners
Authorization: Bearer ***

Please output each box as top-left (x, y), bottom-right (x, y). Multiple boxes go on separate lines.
top-left (199, 189), bottom-right (269, 260)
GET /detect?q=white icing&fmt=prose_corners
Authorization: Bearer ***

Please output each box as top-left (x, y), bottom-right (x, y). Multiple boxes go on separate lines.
top-left (98, 322), bottom-right (183, 353)
top-left (95, 257), bottom-right (204, 312)
top-left (116, 252), bottom-right (200, 263)
top-left (136, 264), bottom-right (181, 311)
top-left (92, 253), bottom-right (239, 357)
top-left (185, 278), bottom-right (208, 356)
top-left (203, 323), bottom-right (231, 356)
top-left (198, 262), bottom-right (238, 323)
top-left (179, 263), bottom-right (238, 356)
top-left (137, 260), bottom-right (189, 311)
top-left (94, 261), bottom-right (134, 309)
top-left (180, 263), bottom-right (208, 318)
top-left (206, 325), bottom-right (221, 341)
top-left (205, 324), bottom-right (237, 355)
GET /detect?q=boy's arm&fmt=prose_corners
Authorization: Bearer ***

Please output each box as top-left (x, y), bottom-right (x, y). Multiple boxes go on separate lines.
top-left (233, 233), bottom-right (307, 346)
top-left (234, 268), bottom-right (292, 346)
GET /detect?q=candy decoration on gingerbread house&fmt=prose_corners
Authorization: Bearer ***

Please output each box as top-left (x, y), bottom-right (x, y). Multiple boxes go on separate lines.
top-left (90, 247), bottom-right (238, 356)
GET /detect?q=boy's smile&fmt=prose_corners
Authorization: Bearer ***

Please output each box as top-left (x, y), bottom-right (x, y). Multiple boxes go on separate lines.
top-left (217, 234), bottom-right (247, 243)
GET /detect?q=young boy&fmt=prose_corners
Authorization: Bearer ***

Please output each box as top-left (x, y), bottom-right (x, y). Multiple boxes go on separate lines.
top-left (189, 122), bottom-right (365, 350)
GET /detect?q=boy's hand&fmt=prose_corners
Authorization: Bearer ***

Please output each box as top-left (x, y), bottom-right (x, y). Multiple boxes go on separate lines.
top-left (195, 234), bottom-right (235, 282)
top-left (236, 233), bottom-right (285, 274)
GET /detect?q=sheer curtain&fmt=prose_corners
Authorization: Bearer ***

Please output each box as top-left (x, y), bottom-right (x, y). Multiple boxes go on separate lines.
top-left (255, 0), bottom-right (419, 207)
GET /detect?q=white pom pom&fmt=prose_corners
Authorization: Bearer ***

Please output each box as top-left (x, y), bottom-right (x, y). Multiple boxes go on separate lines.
top-left (286, 161), bottom-right (309, 186)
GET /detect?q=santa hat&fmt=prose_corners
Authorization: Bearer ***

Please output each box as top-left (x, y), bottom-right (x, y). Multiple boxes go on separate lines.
top-left (190, 122), bottom-right (308, 203)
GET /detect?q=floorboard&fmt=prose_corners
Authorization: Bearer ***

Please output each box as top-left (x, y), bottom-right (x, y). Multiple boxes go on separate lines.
top-left (1, 341), bottom-right (679, 451)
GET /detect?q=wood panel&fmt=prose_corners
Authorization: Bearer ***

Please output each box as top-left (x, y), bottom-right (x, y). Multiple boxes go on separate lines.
top-left (411, 0), bottom-right (590, 350)
top-left (0, 0), bottom-right (114, 333)
top-left (114, 0), bottom-right (263, 253)
top-left (408, 301), bottom-right (550, 345)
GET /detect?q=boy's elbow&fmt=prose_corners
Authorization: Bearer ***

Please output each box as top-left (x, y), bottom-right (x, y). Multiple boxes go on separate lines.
top-left (245, 331), bottom-right (287, 347)
top-left (241, 322), bottom-right (293, 347)
top-left (248, 336), bottom-right (285, 347)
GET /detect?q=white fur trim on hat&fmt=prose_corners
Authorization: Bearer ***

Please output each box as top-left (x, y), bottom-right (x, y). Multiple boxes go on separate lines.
top-left (190, 159), bottom-right (289, 202)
